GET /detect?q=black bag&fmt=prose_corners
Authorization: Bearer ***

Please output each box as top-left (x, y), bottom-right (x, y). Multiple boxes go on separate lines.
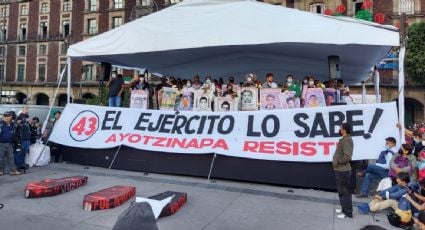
top-left (112, 202), bottom-right (158, 230)
top-left (387, 212), bottom-right (401, 227)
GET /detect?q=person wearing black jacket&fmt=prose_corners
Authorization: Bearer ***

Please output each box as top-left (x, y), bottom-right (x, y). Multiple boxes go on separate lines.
top-left (413, 131), bottom-right (425, 157)
top-left (29, 117), bottom-right (42, 145)
top-left (15, 113), bottom-right (32, 172)
top-left (0, 111), bottom-right (21, 176)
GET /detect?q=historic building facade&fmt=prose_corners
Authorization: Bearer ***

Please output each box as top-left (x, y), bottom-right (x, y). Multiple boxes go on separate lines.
top-left (0, 0), bottom-right (167, 106)
top-left (1, 0), bottom-right (424, 123)
top-left (264, 0), bottom-right (425, 124)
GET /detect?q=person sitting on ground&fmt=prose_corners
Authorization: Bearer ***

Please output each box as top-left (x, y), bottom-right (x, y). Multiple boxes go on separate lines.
top-left (389, 144), bottom-right (417, 183)
top-left (414, 211), bottom-right (425, 230)
top-left (358, 172), bottom-right (410, 216)
top-left (356, 137), bottom-right (397, 198)
top-left (405, 178), bottom-right (425, 215)
top-left (418, 150), bottom-right (425, 182)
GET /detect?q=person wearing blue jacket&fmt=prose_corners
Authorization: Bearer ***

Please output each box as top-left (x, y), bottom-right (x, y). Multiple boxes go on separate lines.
top-left (358, 172), bottom-right (410, 214)
top-left (356, 137), bottom-right (397, 198)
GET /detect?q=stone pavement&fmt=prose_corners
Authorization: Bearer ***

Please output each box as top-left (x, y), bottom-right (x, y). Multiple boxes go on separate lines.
top-left (0, 163), bottom-right (399, 230)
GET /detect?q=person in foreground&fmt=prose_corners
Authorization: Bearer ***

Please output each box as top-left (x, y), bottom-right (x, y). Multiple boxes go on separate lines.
top-left (358, 172), bottom-right (411, 224)
top-left (333, 123), bottom-right (354, 219)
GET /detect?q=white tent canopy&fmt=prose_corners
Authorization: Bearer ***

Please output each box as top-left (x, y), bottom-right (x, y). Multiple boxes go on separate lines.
top-left (67, 0), bottom-right (399, 84)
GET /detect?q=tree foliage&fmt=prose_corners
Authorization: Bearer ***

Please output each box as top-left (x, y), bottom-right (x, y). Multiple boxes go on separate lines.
top-left (406, 22), bottom-right (425, 85)
top-left (85, 87), bottom-right (130, 107)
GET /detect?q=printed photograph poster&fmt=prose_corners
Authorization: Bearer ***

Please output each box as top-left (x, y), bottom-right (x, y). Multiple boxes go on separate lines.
top-left (282, 91), bottom-right (300, 109)
top-left (160, 87), bottom-right (178, 111)
top-left (176, 91), bottom-right (194, 111)
top-left (215, 97), bottom-right (236, 112)
top-left (323, 88), bottom-right (337, 106)
top-left (304, 88), bottom-right (326, 108)
top-left (221, 84), bottom-right (240, 97)
top-left (130, 90), bottom-right (149, 109)
top-left (194, 91), bottom-right (213, 111)
top-left (240, 87), bottom-right (258, 111)
top-left (260, 88), bottom-right (283, 110)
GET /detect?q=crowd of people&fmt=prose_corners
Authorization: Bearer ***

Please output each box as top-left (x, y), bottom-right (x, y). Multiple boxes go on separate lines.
top-left (0, 106), bottom-right (61, 176)
top-left (338, 123), bottom-right (425, 228)
top-left (108, 71), bottom-right (353, 110)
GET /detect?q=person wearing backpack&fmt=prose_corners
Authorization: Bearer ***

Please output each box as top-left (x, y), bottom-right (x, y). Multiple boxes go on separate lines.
top-left (0, 111), bottom-right (21, 176)
top-left (356, 137), bottom-right (398, 198)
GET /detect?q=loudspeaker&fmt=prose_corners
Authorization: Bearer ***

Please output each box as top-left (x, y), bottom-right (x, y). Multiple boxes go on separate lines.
top-left (328, 55), bottom-right (341, 79)
top-left (99, 62), bottom-right (112, 81)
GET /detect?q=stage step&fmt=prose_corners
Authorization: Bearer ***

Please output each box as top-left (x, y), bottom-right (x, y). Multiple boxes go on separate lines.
top-left (83, 186), bottom-right (136, 211)
top-left (148, 191), bottom-right (187, 217)
top-left (25, 176), bottom-right (88, 198)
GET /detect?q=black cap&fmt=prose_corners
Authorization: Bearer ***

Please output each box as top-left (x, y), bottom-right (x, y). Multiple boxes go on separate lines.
top-left (3, 111), bottom-right (11, 116)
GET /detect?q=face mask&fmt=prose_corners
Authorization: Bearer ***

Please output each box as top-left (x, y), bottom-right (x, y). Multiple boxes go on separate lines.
top-left (287, 79), bottom-right (293, 83)
top-left (186, 83), bottom-right (191, 87)
top-left (309, 81), bottom-right (314, 85)
top-left (385, 145), bottom-right (390, 150)
top-left (414, 138), bottom-right (420, 143)
top-left (303, 80), bottom-right (308, 84)
top-left (206, 79), bottom-right (211, 84)
top-left (112, 74), bottom-right (117, 78)
top-left (247, 77), bottom-right (252, 82)
top-left (422, 140), bottom-right (425, 146)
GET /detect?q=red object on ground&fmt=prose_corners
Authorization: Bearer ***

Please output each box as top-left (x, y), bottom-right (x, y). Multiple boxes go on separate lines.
top-left (149, 191), bottom-right (187, 217)
top-left (336, 4), bottom-right (346, 14)
top-left (374, 13), bottom-right (385, 24)
top-left (25, 176), bottom-right (88, 198)
top-left (83, 186), bottom-right (136, 211)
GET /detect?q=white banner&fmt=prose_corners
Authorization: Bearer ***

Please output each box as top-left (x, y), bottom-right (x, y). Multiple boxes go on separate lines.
top-left (50, 102), bottom-right (400, 162)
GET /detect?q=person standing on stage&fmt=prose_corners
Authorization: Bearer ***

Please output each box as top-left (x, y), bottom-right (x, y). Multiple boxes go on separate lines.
top-left (333, 123), bottom-right (354, 219)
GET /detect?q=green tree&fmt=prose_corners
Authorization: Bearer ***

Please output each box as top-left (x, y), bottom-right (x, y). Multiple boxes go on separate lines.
top-left (85, 87), bottom-right (130, 107)
top-left (406, 22), bottom-right (425, 85)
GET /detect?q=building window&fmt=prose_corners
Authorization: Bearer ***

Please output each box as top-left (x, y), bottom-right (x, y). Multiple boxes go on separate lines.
top-left (112, 17), bottom-right (122, 29)
top-left (87, 19), bottom-right (97, 34)
top-left (19, 24), bottom-right (27, 41)
top-left (399, 0), bottom-right (414, 14)
top-left (60, 43), bottom-right (67, 55)
top-left (353, 0), bottom-right (364, 15)
top-left (0, 64), bottom-right (3, 81)
top-left (113, 0), bottom-right (123, 9)
top-left (20, 5), bottom-right (28, 16)
top-left (85, 64), bottom-right (94, 81)
top-left (310, 3), bottom-right (325, 14)
top-left (39, 45), bottom-right (47, 56)
top-left (63, 0), bottom-right (71, 12)
top-left (18, 46), bottom-right (26, 56)
top-left (0, 25), bottom-right (6, 41)
top-left (40, 3), bottom-right (49, 14)
top-left (88, 0), bottom-right (97, 11)
top-left (62, 20), bottom-right (70, 37)
top-left (38, 64), bottom-right (46, 82)
top-left (0, 46), bottom-right (5, 57)
top-left (1, 7), bottom-right (8, 17)
top-left (40, 22), bottom-right (48, 39)
top-left (17, 64), bottom-right (25, 81)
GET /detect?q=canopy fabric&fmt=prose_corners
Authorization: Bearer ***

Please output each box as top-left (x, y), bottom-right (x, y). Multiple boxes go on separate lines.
top-left (68, 0), bottom-right (399, 84)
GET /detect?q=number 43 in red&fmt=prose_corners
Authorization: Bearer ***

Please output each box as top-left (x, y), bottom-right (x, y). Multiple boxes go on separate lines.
top-left (72, 117), bottom-right (98, 136)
